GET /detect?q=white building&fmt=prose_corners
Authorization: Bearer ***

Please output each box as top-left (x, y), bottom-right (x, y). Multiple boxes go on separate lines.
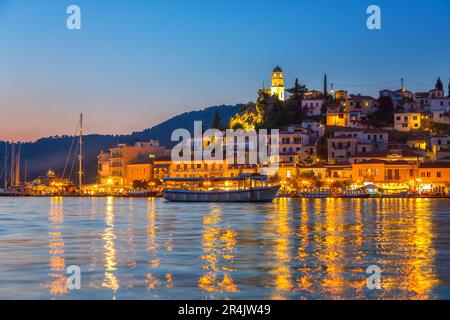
top-left (429, 88), bottom-right (450, 112)
top-left (394, 113), bottom-right (421, 132)
top-left (302, 99), bottom-right (322, 116)
top-left (301, 121), bottom-right (325, 140)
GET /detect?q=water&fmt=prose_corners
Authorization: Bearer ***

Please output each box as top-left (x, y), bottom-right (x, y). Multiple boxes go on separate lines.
top-left (0, 197), bottom-right (449, 300)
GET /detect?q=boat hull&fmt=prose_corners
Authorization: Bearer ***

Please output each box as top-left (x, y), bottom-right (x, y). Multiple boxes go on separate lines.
top-left (163, 186), bottom-right (280, 203)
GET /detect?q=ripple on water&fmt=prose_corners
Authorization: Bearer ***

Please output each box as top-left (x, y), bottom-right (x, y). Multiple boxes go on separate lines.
top-left (0, 197), bottom-right (449, 299)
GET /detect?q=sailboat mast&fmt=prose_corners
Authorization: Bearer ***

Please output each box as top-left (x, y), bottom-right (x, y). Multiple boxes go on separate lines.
top-left (15, 143), bottom-right (21, 186)
top-left (24, 158), bottom-right (28, 183)
top-left (3, 142), bottom-right (7, 190)
top-left (78, 113), bottom-right (83, 192)
top-left (10, 143), bottom-right (15, 187)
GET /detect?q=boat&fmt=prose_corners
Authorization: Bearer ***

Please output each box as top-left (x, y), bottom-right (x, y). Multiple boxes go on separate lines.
top-left (163, 175), bottom-right (280, 202)
top-left (127, 189), bottom-right (158, 197)
top-left (299, 189), bottom-right (333, 198)
top-left (341, 188), bottom-right (371, 198)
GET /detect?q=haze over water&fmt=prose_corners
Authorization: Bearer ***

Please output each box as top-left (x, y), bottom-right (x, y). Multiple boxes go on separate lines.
top-left (0, 197), bottom-right (449, 299)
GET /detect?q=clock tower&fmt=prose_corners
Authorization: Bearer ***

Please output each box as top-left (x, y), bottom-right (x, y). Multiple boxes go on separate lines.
top-left (271, 65), bottom-right (285, 101)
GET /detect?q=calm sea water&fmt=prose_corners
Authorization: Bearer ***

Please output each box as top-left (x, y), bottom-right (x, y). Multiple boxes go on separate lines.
top-left (0, 197), bottom-right (449, 300)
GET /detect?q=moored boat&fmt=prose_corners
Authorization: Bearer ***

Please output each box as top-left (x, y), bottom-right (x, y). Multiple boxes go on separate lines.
top-left (299, 189), bottom-right (333, 198)
top-left (163, 175), bottom-right (280, 202)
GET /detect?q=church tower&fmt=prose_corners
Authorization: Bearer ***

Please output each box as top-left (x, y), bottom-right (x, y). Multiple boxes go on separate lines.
top-left (271, 65), bottom-right (285, 101)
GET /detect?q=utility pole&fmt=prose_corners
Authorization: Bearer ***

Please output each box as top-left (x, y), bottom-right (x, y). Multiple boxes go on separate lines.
top-left (78, 113), bottom-right (83, 193)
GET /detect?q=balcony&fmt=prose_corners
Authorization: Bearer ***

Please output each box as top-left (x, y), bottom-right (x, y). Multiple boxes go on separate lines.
top-left (110, 153), bottom-right (123, 158)
top-left (110, 162), bottom-right (123, 168)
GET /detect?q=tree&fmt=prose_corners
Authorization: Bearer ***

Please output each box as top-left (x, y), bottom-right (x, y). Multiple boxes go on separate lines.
top-left (330, 180), bottom-right (351, 190)
top-left (291, 171), bottom-right (323, 190)
top-left (212, 111), bottom-right (222, 130)
top-left (436, 77), bottom-right (444, 91)
top-left (323, 73), bottom-right (328, 98)
top-left (287, 78), bottom-right (307, 102)
top-left (448, 78), bottom-right (450, 97)
top-left (132, 180), bottom-right (148, 189)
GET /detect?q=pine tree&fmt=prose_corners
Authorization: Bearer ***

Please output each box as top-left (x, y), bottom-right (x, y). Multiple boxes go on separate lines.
top-left (436, 77), bottom-right (444, 91)
top-left (212, 110), bottom-right (222, 130)
top-left (448, 78), bottom-right (450, 97)
top-left (323, 73), bottom-right (328, 98)
top-left (287, 78), bottom-right (307, 101)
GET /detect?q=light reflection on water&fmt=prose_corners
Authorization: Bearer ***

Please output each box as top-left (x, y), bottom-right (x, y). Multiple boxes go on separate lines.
top-left (0, 197), bottom-right (449, 300)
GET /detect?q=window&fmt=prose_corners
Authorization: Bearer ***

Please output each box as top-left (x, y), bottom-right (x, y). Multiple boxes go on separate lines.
top-left (387, 169), bottom-right (393, 180)
top-left (437, 172), bottom-right (442, 178)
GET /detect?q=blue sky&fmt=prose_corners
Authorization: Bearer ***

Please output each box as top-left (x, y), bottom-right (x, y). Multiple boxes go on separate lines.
top-left (0, 0), bottom-right (449, 141)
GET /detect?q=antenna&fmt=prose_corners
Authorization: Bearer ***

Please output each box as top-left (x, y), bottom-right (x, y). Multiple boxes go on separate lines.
top-left (78, 113), bottom-right (83, 193)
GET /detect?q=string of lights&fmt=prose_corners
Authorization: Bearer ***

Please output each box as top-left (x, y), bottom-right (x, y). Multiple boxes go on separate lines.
top-left (332, 80), bottom-right (399, 88)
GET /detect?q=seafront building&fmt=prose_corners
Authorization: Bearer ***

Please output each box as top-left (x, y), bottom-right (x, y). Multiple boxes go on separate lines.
top-left (97, 141), bottom-right (169, 188)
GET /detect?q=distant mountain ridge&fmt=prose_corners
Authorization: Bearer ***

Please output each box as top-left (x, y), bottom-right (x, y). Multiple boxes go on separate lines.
top-left (130, 104), bottom-right (242, 146)
top-left (0, 104), bottom-right (242, 184)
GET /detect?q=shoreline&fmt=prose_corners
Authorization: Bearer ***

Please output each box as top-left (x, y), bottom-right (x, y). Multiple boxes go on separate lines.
top-left (1, 194), bottom-right (450, 199)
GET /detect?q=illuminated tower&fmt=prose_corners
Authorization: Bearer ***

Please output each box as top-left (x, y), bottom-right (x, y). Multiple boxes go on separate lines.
top-left (271, 65), bottom-right (285, 101)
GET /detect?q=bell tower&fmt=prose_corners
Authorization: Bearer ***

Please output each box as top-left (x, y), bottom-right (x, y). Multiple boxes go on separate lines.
top-left (271, 65), bottom-right (285, 101)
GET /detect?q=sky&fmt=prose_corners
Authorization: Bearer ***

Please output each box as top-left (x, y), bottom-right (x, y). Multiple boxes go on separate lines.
top-left (0, 0), bottom-right (449, 142)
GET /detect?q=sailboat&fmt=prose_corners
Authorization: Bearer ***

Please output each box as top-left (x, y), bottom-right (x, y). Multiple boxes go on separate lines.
top-left (0, 141), bottom-right (28, 196)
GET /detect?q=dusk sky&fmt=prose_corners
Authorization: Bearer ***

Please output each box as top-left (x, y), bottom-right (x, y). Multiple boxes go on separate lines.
top-left (0, 0), bottom-right (449, 141)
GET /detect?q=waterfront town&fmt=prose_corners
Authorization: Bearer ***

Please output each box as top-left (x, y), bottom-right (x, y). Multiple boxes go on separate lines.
top-left (3, 67), bottom-right (450, 198)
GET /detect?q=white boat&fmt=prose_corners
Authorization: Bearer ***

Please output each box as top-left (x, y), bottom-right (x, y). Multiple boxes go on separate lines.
top-left (163, 175), bottom-right (280, 202)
